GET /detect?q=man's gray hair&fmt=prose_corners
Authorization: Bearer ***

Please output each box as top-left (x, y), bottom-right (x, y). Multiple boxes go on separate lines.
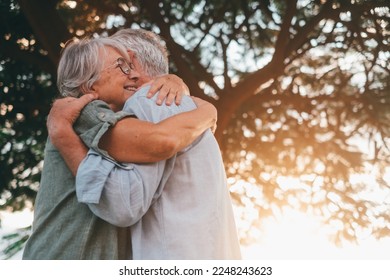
top-left (57, 37), bottom-right (129, 97)
top-left (110, 29), bottom-right (169, 77)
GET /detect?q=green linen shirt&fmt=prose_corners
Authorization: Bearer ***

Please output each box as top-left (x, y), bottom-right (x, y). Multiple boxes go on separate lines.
top-left (22, 100), bottom-right (132, 259)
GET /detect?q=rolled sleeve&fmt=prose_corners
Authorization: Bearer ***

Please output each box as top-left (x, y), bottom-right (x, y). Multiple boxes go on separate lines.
top-left (74, 100), bottom-right (133, 160)
top-left (76, 149), bottom-right (168, 227)
top-left (76, 150), bottom-right (133, 204)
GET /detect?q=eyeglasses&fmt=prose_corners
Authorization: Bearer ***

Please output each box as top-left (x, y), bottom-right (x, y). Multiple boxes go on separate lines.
top-left (103, 57), bottom-right (134, 75)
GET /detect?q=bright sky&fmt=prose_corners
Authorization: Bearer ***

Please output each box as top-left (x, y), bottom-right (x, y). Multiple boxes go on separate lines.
top-left (241, 209), bottom-right (390, 260)
top-left (1, 207), bottom-right (389, 260)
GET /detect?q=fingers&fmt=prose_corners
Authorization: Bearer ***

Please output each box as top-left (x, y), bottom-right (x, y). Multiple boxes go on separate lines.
top-left (174, 92), bottom-right (183, 105)
top-left (147, 74), bottom-right (189, 106)
top-left (147, 76), bottom-right (170, 105)
top-left (77, 93), bottom-right (97, 108)
top-left (156, 86), bottom-right (169, 105)
top-left (165, 90), bottom-right (178, 106)
top-left (49, 94), bottom-right (97, 127)
top-left (146, 81), bottom-right (162, 98)
top-left (70, 94), bottom-right (96, 116)
top-left (182, 84), bottom-right (190, 96)
top-left (51, 94), bottom-right (96, 116)
top-left (151, 82), bottom-right (179, 106)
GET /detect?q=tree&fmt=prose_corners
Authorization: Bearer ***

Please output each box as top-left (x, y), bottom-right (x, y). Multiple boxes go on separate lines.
top-left (1, 0), bottom-right (389, 249)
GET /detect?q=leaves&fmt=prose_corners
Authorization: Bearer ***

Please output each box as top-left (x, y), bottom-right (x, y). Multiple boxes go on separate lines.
top-left (0, 226), bottom-right (30, 259)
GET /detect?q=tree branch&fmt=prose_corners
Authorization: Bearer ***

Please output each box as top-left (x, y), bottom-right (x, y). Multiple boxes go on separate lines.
top-left (140, 0), bottom-right (202, 97)
top-left (272, 0), bottom-right (297, 64)
top-left (286, 0), bottom-right (335, 56)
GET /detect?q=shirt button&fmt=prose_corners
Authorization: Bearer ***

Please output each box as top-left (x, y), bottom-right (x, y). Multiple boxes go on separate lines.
top-left (98, 112), bottom-right (105, 119)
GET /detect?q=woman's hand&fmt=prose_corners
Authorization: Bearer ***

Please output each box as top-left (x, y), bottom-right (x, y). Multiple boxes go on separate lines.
top-left (146, 74), bottom-right (190, 106)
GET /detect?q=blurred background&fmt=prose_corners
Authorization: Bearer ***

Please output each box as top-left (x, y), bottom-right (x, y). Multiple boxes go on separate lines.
top-left (0, 0), bottom-right (389, 259)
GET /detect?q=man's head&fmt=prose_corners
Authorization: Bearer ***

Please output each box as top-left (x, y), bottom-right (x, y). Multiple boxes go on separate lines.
top-left (57, 37), bottom-right (137, 111)
top-left (110, 29), bottom-right (169, 82)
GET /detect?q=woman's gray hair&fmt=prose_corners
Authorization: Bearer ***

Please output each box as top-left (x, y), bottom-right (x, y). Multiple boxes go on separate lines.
top-left (57, 37), bottom-right (129, 97)
top-left (110, 29), bottom-right (169, 77)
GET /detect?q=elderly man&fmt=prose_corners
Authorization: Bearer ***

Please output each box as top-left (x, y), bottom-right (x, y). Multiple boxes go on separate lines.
top-left (45, 29), bottom-right (241, 259)
top-left (22, 32), bottom-right (216, 259)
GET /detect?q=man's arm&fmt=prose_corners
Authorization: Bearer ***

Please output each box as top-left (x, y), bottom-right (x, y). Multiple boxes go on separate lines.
top-left (47, 94), bottom-right (96, 175)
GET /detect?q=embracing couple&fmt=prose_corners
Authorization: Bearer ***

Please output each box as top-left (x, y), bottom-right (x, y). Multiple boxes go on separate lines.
top-left (23, 28), bottom-right (241, 260)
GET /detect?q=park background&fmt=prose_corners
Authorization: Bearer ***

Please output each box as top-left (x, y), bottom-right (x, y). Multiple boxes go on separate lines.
top-left (0, 0), bottom-right (389, 259)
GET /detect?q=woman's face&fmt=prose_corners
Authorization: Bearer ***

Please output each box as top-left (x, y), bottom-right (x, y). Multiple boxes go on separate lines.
top-left (90, 47), bottom-right (140, 111)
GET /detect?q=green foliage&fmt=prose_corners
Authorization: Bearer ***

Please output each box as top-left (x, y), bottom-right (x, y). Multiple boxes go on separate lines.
top-left (0, 0), bottom-right (58, 211)
top-left (0, 226), bottom-right (30, 259)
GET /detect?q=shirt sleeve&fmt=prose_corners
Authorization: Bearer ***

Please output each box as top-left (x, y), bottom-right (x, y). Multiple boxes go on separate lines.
top-left (73, 100), bottom-right (133, 161)
top-left (124, 85), bottom-right (197, 124)
top-left (76, 149), bottom-right (172, 227)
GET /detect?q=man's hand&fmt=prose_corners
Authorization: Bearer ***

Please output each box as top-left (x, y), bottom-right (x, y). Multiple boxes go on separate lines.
top-left (47, 94), bottom-right (96, 176)
top-left (146, 74), bottom-right (190, 106)
top-left (47, 94), bottom-right (96, 146)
